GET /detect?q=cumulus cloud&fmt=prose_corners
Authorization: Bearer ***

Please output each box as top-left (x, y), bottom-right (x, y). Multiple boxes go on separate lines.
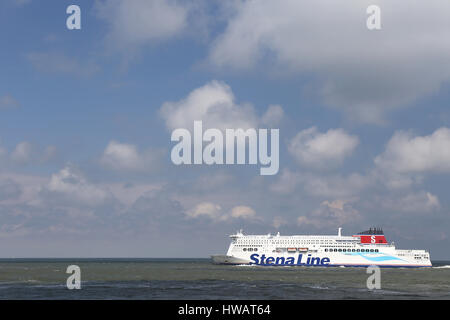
top-left (186, 202), bottom-right (222, 219)
top-left (42, 166), bottom-right (114, 207)
top-left (0, 173), bottom-right (46, 206)
top-left (0, 141), bottom-right (57, 166)
top-left (261, 105), bottom-right (284, 126)
top-left (297, 199), bottom-right (360, 229)
top-left (101, 141), bottom-right (144, 171)
top-left (374, 171), bottom-right (419, 190)
top-left (95, 0), bottom-right (189, 53)
top-left (186, 202), bottom-right (258, 222)
top-left (271, 169), bottom-right (370, 198)
top-left (209, 0), bottom-right (450, 123)
top-left (10, 142), bottom-right (32, 164)
top-left (288, 127), bottom-right (359, 168)
top-left (100, 141), bottom-right (164, 172)
top-left (160, 80), bottom-right (272, 131)
top-left (229, 205), bottom-right (256, 219)
top-left (0, 169), bottom-right (177, 238)
top-left (375, 127), bottom-right (450, 173)
top-left (0, 168), bottom-right (119, 238)
top-left (380, 191), bottom-right (440, 214)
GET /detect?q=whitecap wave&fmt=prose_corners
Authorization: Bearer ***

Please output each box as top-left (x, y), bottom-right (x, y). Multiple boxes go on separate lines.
top-left (433, 265), bottom-right (450, 269)
top-left (307, 285), bottom-right (330, 290)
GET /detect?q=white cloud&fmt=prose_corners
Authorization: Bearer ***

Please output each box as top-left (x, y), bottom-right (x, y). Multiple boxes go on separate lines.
top-left (101, 141), bottom-right (163, 172)
top-left (0, 170), bottom-right (171, 238)
top-left (375, 171), bottom-right (418, 190)
top-left (160, 80), bottom-right (271, 131)
top-left (271, 169), bottom-right (370, 198)
top-left (288, 127), bottom-right (359, 168)
top-left (229, 205), bottom-right (256, 219)
top-left (375, 127), bottom-right (450, 173)
top-left (10, 142), bottom-right (32, 164)
top-left (261, 105), bottom-right (284, 126)
top-left (101, 141), bottom-right (143, 171)
top-left (0, 141), bottom-right (57, 166)
top-left (96, 0), bottom-right (189, 52)
top-left (186, 202), bottom-right (222, 219)
top-left (186, 202), bottom-right (258, 222)
top-left (380, 191), bottom-right (440, 214)
top-left (210, 0), bottom-right (450, 123)
top-left (0, 173), bottom-right (46, 206)
top-left (43, 167), bottom-right (113, 207)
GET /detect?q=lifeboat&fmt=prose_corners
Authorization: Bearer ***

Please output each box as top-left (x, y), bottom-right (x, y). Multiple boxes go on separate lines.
top-left (287, 248), bottom-right (297, 252)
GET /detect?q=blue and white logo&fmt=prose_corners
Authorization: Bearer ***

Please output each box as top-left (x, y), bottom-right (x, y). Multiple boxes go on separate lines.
top-left (250, 254), bottom-right (330, 266)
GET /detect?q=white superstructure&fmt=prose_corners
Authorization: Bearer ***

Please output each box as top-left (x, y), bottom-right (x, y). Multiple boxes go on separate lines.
top-left (211, 227), bottom-right (431, 268)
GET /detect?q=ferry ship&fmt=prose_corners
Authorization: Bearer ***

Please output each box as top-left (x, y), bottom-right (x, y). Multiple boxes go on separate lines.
top-left (211, 227), bottom-right (432, 268)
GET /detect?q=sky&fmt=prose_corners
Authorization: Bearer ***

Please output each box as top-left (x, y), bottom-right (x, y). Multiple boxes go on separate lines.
top-left (1, 0), bottom-right (450, 259)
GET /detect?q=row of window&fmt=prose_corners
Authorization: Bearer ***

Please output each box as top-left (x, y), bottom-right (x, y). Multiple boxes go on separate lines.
top-left (235, 244), bottom-right (262, 247)
top-left (238, 241), bottom-right (336, 244)
top-left (325, 248), bottom-right (379, 253)
top-left (243, 248), bottom-right (258, 252)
